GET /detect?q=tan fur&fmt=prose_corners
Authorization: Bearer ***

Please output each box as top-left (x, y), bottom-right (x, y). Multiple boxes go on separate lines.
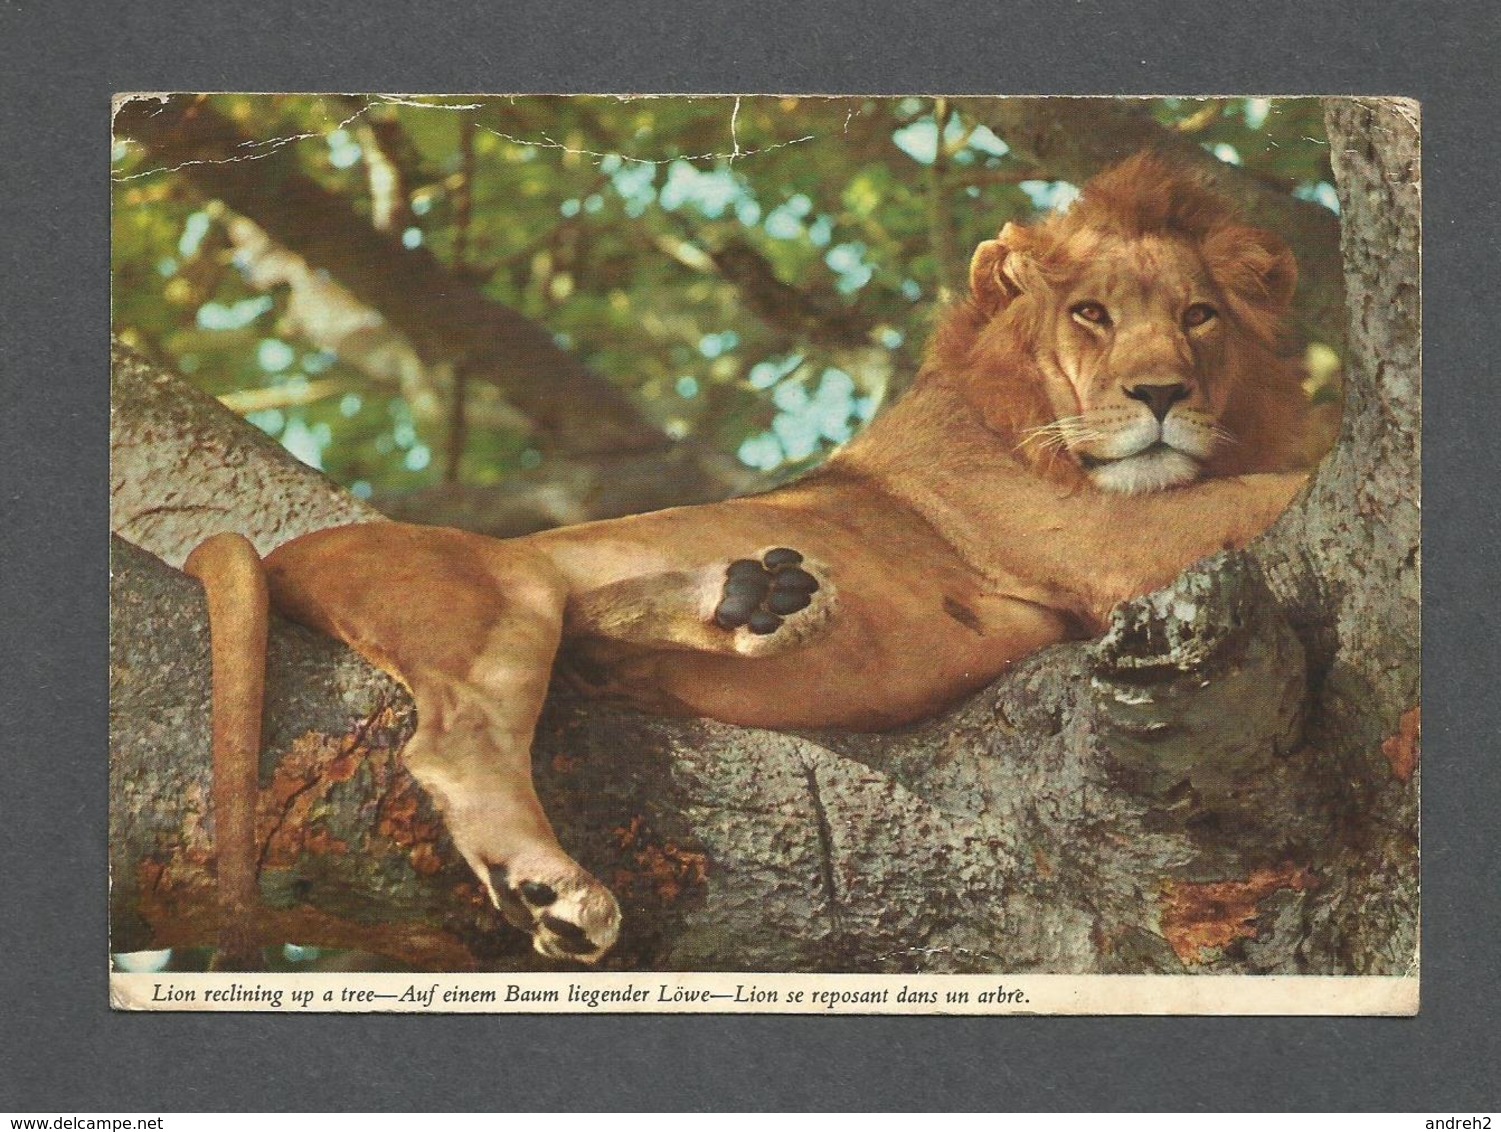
top-left (196, 153), bottom-right (1325, 962)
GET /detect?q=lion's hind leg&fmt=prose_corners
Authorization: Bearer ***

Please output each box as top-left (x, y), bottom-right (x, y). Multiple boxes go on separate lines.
top-left (264, 523), bottom-right (620, 962)
top-left (566, 545), bottom-right (836, 658)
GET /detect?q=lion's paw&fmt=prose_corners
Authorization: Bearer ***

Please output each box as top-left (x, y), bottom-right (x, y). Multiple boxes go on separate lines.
top-left (713, 547), bottom-right (822, 636)
top-left (484, 859), bottom-right (621, 964)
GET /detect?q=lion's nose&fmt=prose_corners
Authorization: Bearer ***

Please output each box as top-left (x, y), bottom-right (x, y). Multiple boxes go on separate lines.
top-left (1126, 383), bottom-right (1190, 422)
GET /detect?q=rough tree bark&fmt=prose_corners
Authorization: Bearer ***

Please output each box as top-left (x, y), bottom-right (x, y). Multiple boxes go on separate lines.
top-left (109, 99), bottom-right (1418, 974)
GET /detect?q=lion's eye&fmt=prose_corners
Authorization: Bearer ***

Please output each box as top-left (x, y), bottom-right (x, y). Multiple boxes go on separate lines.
top-left (1183, 303), bottom-right (1218, 329)
top-left (1071, 301), bottom-right (1111, 328)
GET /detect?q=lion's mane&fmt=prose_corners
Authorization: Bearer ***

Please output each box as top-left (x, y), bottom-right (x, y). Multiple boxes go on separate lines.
top-left (922, 153), bottom-right (1322, 486)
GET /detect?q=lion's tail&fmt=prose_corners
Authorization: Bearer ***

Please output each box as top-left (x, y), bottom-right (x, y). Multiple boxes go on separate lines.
top-left (182, 532), bottom-right (268, 970)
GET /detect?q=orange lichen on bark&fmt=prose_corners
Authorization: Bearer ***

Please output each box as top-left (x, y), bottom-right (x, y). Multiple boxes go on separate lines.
top-left (260, 730), bottom-right (367, 868)
top-left (1159, 864), bottom-right (1316, 965)
top-left (1382, 705), bottom-right (1421, 783)
top-left (612, 815), bottom-right (710, 905)
top-left (375, 774), bottom-right (444, 856)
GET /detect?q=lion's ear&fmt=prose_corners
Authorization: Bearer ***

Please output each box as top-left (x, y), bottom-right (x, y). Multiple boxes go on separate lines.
top-left (969, 222), bottom-right (1035, 312)
top-left (1203, 225), bottom-right (1299, 312)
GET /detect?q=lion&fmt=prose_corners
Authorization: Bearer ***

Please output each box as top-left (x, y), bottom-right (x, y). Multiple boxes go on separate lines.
top-left (186, 152), bottom-right (1323, 964)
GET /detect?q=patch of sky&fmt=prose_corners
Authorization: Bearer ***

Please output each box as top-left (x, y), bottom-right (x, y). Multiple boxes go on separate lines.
top-left (583, 193), bottom-right (605, 215)
top-left (111, 139), bottom-right (130, 164)
top-left (967, 124), bottom-right (1009, 158)
top-left (554, 332), bottom-right (574, 350)
top-left (772, 379), bottom-right (808, 413)
top-left (412, 194), bottom-right (433, 216)
top-left (327, 129), bottom-right (363, 170)
top-left (560, 198), bottom-right (582, 218)
top-left (599, 154), bottom-right (623, 174)
top-left (826, 242), bottom-right (874, 295)
top-left (765, 206), bottom-right (803, 240)
top-left (748, 352), bottom-right (803, 390)
top-left (735, 198), bottom-right (762, 227)
top-left (157, 258), bottom-right (178, 277)
top-left (280, 417), bottom-right (326, 470)
top-left (351, 480), bottom-right (373, 500)
top-left (737, 432), bottom-right (783, 472)
top-left (257, 338), bottom-right (296, 373)
top-left (112, 949), bottom-right (172, 973)
top-left (807, 215), bottom-right (833, 248)
top-left (893, 119), bottom-right (939, 165)
top-left (741, 367), bottom-right (865, 471)
top-left (1243, 98), bottom-right (1271, 129)
top-left (393, 420), bottom-right (417, 448)
top-left (178, 211), bottom-right (212, 257)
top-left (339, 393), bottom-right (363, 418)
top-left (303, 349), bottom-right (336, 374)
top-left (891, 112), bottom-right (968, 166)
top-left (877, 327), bottom-right (904, 349)
top-left (246, 408), bottom-right (285, 436)
top-left (901, 278), bottom-right (923, 301)
top-left (401, 226), bottom-right (423, 249)
top-left (1019, 180), bottom-right (1081, 213)
top-left (764, 193), bottom-right (813, 240)
top-left (404, 444), bottom-right (432, 472)
top-left (611, 162), bottom-right (656, 216)
top-left (197, 295), bottom-right (273, 331)
top-left (1211, 143), bottom-right (1243, 166)
top-left (658, 159), bottom-right (743, 219)
top-left (675, 376), bottom-right (699, 399)
top-left (699, 330), bottom-right (740, 359)
top-left (772, 407), bottom-right (821, 461)
top-left (1294, 181), bottom-right (1341, 215)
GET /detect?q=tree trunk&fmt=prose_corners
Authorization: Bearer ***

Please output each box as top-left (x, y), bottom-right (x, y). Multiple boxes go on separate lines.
top-left (108, 98), bottom-right (1418, 974)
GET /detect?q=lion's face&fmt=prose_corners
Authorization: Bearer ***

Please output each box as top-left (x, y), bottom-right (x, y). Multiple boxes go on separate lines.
top-left (1032, 235), bottom-right (1234, 494)
top-left (959, 155), bottom-right (1302, 494)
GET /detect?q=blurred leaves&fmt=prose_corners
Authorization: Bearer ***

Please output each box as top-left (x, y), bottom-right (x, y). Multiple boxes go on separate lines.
top-left (112, 95), bottom-right (1336, 502)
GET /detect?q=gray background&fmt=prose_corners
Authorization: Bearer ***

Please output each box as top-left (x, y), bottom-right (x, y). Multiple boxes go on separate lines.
top-left (3, 0), bottom-right (1495, 1112)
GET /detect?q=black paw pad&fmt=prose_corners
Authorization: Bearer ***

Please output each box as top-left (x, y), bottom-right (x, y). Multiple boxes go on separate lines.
top-left (713, 548), bottom-right (819, 633)
top-left (540, 914), bottom-right (599, 955)
top-left (519, 881), bottom-right (558, 907)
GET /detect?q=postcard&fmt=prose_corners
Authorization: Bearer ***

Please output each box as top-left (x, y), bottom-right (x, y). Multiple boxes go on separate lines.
top-left (108, 93), bottom-right (1419, 1014)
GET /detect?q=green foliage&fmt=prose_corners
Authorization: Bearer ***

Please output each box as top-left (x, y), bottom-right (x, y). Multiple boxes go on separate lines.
top-left (111, 96), bottom-right (1335, 496)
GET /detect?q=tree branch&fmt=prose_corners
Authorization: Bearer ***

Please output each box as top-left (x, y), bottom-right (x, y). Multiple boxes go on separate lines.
top-left (113, 94), bottom-right (665, 459)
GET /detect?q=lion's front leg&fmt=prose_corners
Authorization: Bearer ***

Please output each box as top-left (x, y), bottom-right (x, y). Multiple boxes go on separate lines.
top-left (265, 523), bottom-right (620, 962)
top-left (565, 544), bottom-right (838, 659)
top-left (1065, 470), bottom-right (1309, 626)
